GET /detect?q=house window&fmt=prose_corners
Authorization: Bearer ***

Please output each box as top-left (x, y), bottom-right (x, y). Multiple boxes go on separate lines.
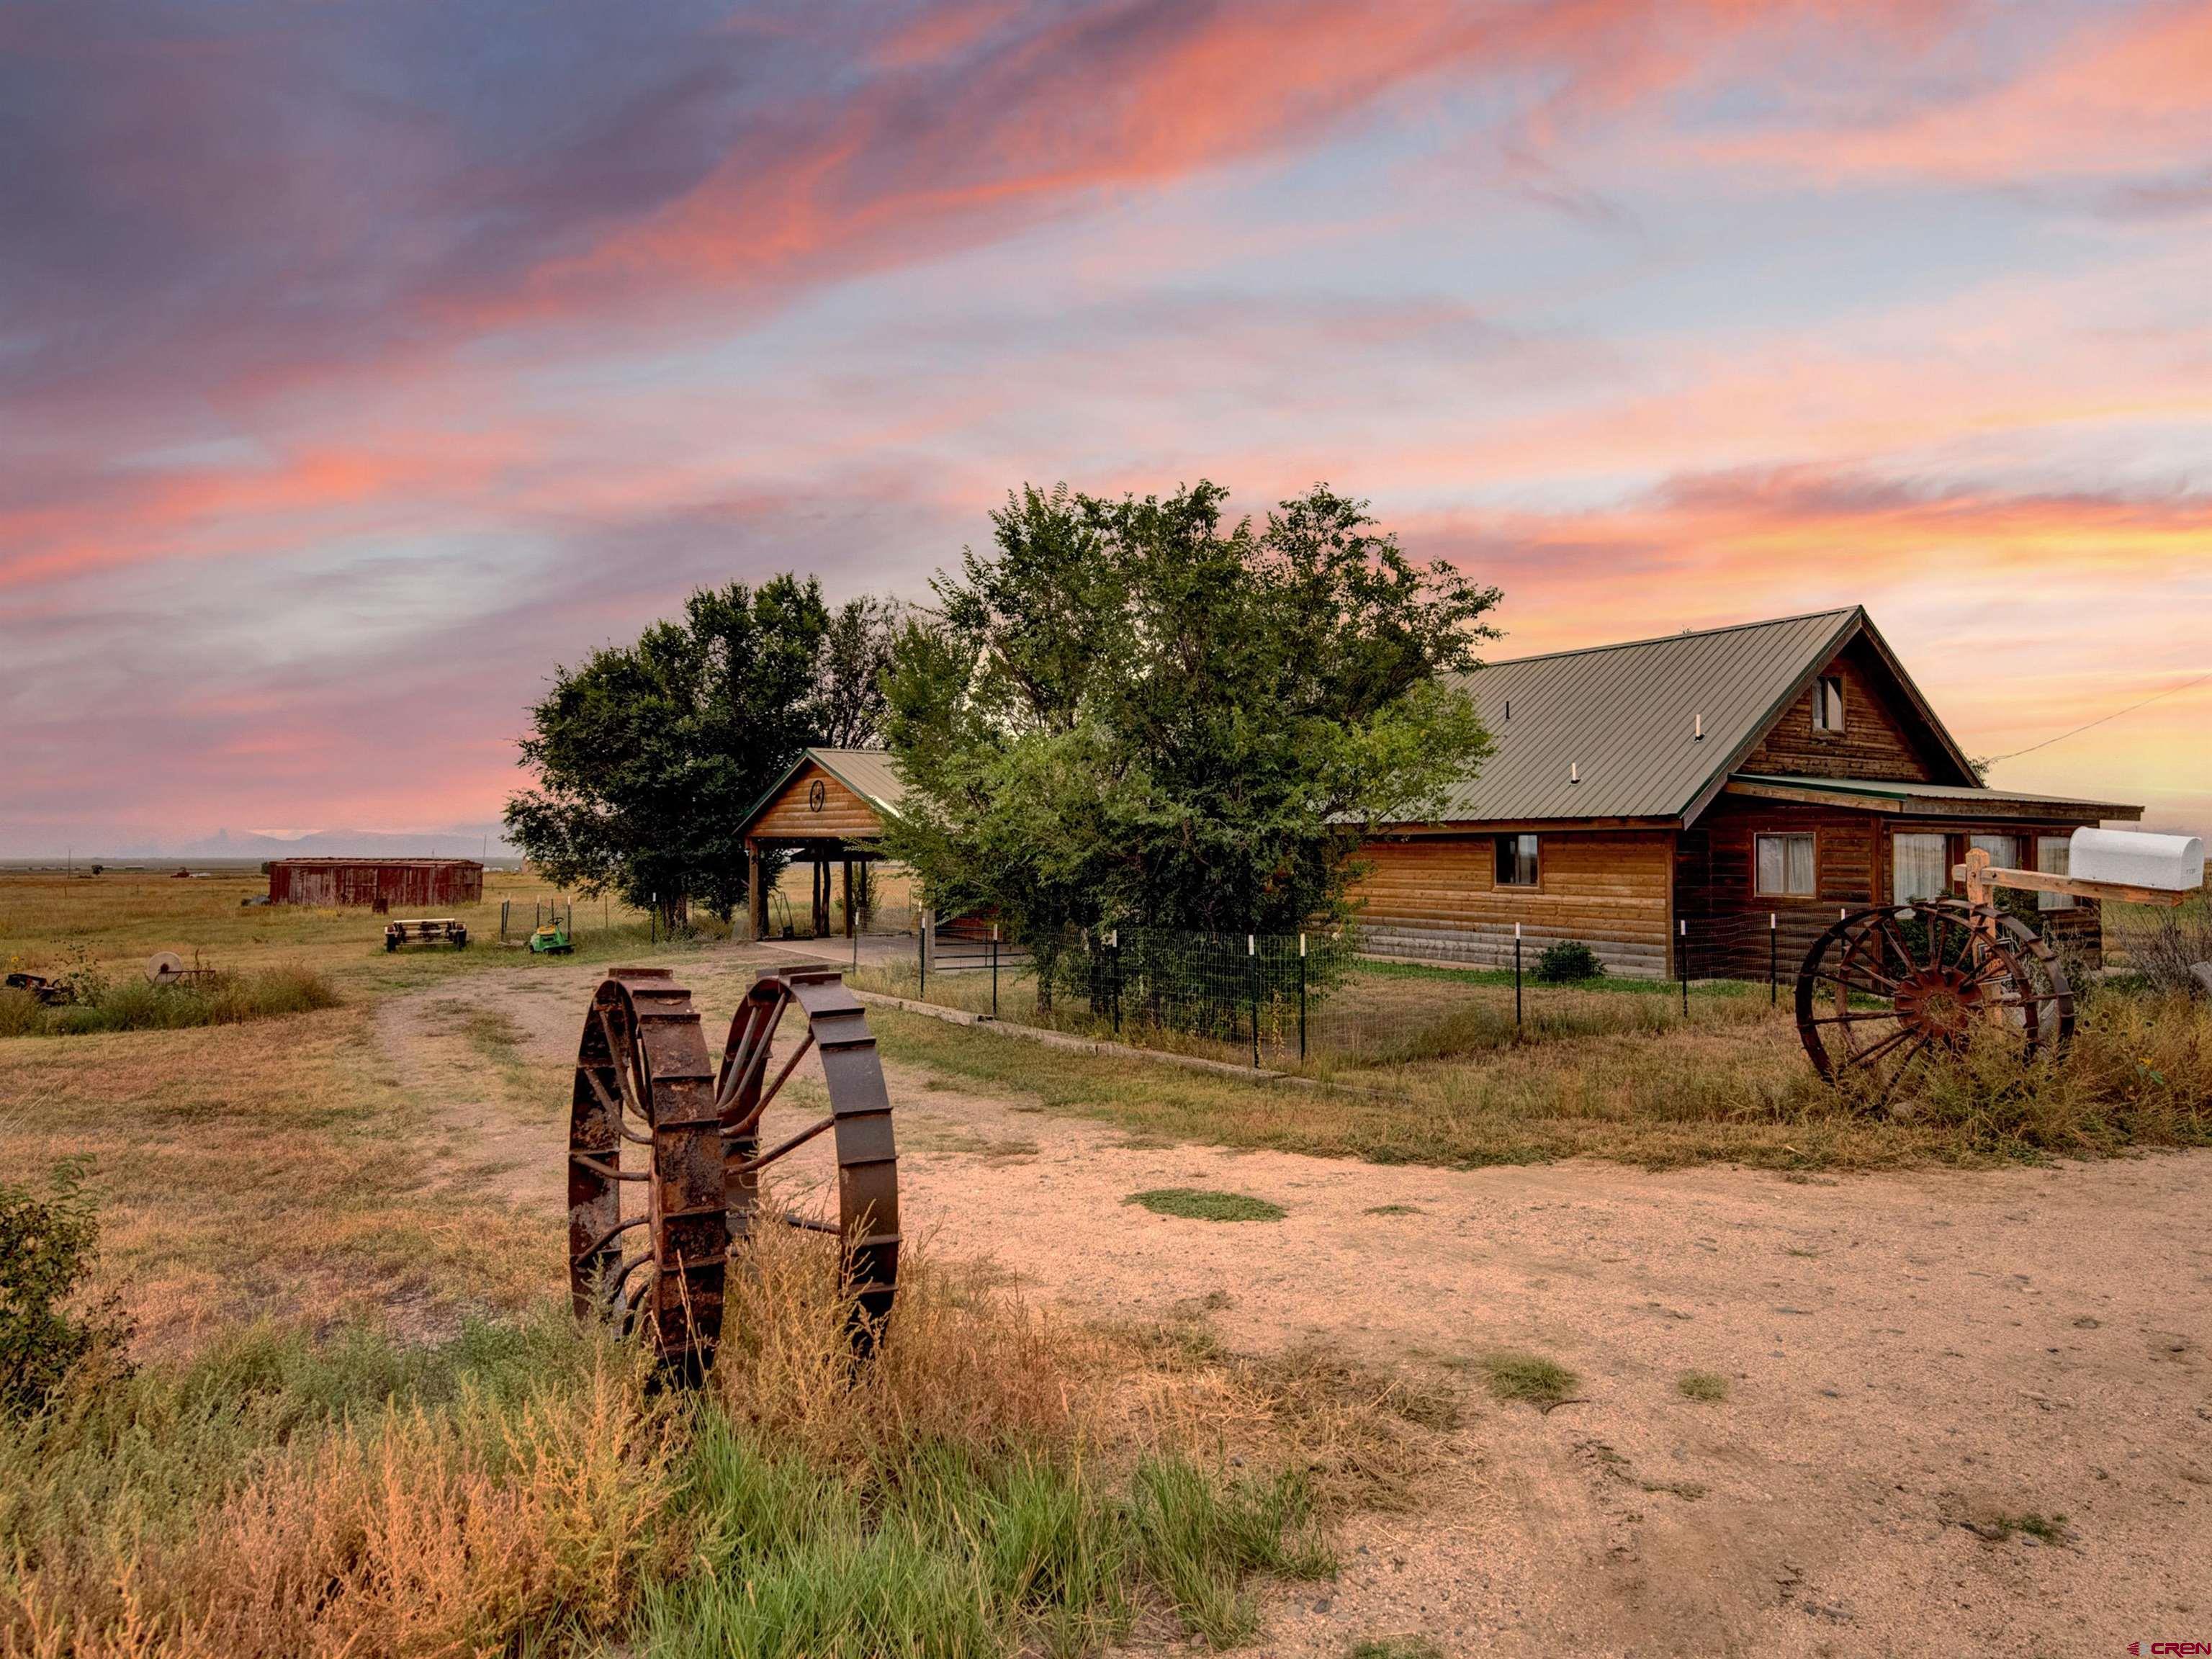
top-left (1893, 833), bottom-right (1948, 904)
top-left (2037, 836), bottom-right (2077, 910)
top-left (1813, 675), bottom-right (1845, 732)
top-left (1969, 832), bottom-right (2021, 874)
top-left (1756, 832), bottom-right (1817, 897)
top-left (1494, 833), bottom-right (1539, 888)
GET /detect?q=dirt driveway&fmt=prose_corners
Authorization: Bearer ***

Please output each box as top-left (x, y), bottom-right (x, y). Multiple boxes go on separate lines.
top-left (380, 954), bottom-right (2212, 1658)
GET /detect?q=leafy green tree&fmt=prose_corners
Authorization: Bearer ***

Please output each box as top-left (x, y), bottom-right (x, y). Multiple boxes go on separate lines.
top-left (505, 575), bottom-right (871, 928)
top-left (884, 481), bottom-right (1497, 998)
top-left (814, 595), bottom-right (900, 748)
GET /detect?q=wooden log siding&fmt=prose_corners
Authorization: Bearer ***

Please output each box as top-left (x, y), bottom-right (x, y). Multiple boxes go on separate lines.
top-left (747, 764), bottom-right (887, 842)
top-left (1740, 641), bottom-right (1954, 783)
top-left (1676, 799), bottom-right (1876, 977)
top-left (1677, 800), bottom-right (2104, 976)
top-left (1351, 830), bottom-right (1674, 978)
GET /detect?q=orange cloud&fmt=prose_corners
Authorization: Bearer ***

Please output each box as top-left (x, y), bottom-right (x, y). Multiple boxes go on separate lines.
top-left (1408, 471), bottom-right (2212, 822)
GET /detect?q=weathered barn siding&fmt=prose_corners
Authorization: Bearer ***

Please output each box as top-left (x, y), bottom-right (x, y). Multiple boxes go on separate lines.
top-left (1739, 641), bottom-right (1950, 783)
top-left (749, 763), bottom-right (886, 842)
top-left (268, 859), bottom-right (482, 909)
top-left (1351, 830), bottom-right (1674, 978)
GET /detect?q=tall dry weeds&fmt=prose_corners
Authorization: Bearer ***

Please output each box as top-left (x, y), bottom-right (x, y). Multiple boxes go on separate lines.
top-left (1, 1325), bottom-right (672, 1659)
top-left (1, 1226), bottom-right (1399, 1658)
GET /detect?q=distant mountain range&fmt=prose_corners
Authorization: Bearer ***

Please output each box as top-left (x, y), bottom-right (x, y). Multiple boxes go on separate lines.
top-left (11, 826), bottom-right (521, 863)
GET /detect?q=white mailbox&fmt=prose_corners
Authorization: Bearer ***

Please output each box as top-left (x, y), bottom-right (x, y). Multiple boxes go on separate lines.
top-left (2069, 827), bottom-right (2205, 893)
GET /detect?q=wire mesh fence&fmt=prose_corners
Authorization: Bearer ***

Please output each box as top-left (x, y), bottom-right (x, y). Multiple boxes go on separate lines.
top-left (850, 914), bottom-right (1809, 1071)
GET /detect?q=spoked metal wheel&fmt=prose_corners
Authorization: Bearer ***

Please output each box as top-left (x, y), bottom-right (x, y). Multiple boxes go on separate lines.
top-left (714, 968), bottom-right (900, 1357)
top-left (568, 970), bottom-right (728, 1371)
top-left (1795, 902), bottom-right (2073, 1112)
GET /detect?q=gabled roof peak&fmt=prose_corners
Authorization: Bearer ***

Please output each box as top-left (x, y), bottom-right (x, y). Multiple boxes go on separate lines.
top-left (1406, 606), bottom-right (1978, 827)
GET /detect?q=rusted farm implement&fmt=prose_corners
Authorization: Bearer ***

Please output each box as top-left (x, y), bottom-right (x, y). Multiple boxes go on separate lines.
top-left (4, 971), bottom-right (75, 1006)
top-left (145, 950), bottom-right (217, 987)
top-left (385, 917), bottom-right (468, 950)
top-left (567, 966), bottom-right (899, 1372)
top-left (1796, 827), bottom-right (2205, 1107)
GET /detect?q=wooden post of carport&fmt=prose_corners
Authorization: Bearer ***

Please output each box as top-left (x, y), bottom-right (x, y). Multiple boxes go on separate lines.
top-left (746, 841), bottom-right (764, 941)
top-left (841, 856), bottom-right (855, 938)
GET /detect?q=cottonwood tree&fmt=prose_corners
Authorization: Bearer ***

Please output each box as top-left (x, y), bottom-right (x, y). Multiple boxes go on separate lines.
top-left (505, 576), bottom-right (885, 928)
top-left (883, 481), bottom-right (1498, 999)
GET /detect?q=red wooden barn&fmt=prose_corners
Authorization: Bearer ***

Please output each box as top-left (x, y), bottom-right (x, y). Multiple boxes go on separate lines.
top-left (267, 858), bottom-right (483, 910)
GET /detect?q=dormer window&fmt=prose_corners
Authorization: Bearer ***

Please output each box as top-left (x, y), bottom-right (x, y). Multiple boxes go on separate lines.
top-left (1813, 675), bottom-right (1845, 733)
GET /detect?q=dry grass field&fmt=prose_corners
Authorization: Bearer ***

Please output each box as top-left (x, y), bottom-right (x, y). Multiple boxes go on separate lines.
top-left (5, 871), bottom-right (2210, 1656)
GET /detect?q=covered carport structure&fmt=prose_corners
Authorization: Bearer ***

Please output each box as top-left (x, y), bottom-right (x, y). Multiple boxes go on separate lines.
top-left (734, 747), bottom-right (906, 940)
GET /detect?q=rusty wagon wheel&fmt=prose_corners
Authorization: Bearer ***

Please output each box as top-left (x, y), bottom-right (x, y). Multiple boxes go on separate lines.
top-left (1794, 901), bottom-right (2073, 1112)
top-left (714, 967), bottom-right (900, 1358)
top-left (567, 966), bottom-right (899, 1372)
top-left (568, 970), bottom-right (729, 1373)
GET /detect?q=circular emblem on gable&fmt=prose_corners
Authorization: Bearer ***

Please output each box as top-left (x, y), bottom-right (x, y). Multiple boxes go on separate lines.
top-left (807, 780), bottom-right (827, 812)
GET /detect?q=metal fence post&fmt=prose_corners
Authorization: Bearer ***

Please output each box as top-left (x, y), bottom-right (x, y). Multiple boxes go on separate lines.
top-left (1769, 912), bottom-right (1778, 1007)
top-left (1298, 932), bottom-right (1308, 1062)
top-left (1248, 932), bottom-right (1259, 1069)
top-left (1514, 922), bottom-right (1522, 1028)
top-left (990, 924), bottom-right (999, 1020)
top-left (1678, 918), bottom-right (1689, 1017)
top-left (1110, 928), bottom-right (1121, 1035)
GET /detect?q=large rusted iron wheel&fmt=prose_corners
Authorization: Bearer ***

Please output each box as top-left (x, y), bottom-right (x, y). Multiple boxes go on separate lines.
top-left (568, 970), bottom-right (729, 1372)
top-left (714, 968), bottom-right (900, 1358)
top-left (567, 966), bottom-right (899, 1372)
top-left (1795, 902), bottom-right (2072, 1112)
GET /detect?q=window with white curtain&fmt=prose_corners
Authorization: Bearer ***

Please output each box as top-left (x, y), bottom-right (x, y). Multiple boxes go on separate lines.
top-left (1755, 832), bottom-right (1817, 896)
top-left (1893, 833), bottom-right (1948, 904)
top-left (2037, 836), bottom-right (2076, 910)
top-left (1969, 832), bottom-right (2021, 873)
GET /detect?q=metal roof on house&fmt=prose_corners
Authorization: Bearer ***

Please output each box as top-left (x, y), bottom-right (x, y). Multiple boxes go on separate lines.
top-left (1394, 607), bottom-right (1992, 828)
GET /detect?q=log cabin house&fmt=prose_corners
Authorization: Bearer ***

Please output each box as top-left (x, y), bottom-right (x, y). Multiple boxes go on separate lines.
top-left (1352, 608), bottom-right (2142, 979)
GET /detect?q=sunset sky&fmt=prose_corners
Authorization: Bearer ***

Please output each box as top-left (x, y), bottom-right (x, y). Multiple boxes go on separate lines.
top-left (3, 0), bottom-right (2207, 855)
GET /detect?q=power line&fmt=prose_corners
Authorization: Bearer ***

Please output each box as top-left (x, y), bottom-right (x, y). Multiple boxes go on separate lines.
top-left (1984, 669), bottom-right (2212, 766)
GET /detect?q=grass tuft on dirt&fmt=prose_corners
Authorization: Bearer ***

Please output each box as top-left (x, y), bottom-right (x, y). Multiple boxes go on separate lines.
top-left (1676, 1370), bottom-right (1730, 1403)
top-left (1126, 1188), bottom-right (1287, 1223)
top-left (1349, 1638), bottom-right (1447, 1659)
top-left (1477, 1351), bottom-right (1581, 1409)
